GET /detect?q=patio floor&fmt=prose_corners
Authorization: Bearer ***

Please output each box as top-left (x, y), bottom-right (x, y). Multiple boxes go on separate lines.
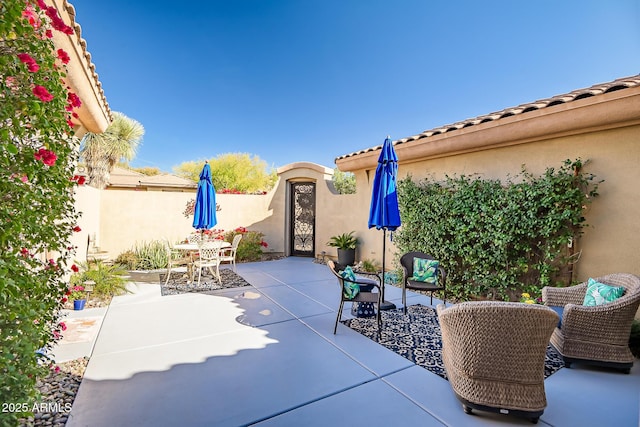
top-left (61, 257), bottom-right (639, 426)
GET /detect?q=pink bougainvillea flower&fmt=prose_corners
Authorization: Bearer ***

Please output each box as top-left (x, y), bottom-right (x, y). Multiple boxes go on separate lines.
top-left (22, 5), bottom-right (42, 30)
top-left (5, 76), bottom-right (18, 91)
top-left (61, 296), bottom-right (68, 304)
top-left (19, 247), bottom-right (30, 257)
top-left (59, 322), bottom-right (67, 331)
top-left (44, 6), bottom-right (74, 35)
top-left (67, 92), bottom-right (81, 108)
top-left (54, 366), bottom-right (61, 373)
top-left (57, 48), bottom-right (70, 64)
top-left (32, 85), bottom-right (54, 102)
top-left (73, 225), bottom-right (81, 232)
top-left (71, 264), bottom-right (79, 273)
top-left (18, 53), bottom-right (39, 72)
top-left (45, 29), bottom-right (53, 38)
top-left (66, 118), bottom-right (75, 128)
top-left (34, 148), bottom-right (57, 166)
top-left (36, 0), bottom-right (47, 9)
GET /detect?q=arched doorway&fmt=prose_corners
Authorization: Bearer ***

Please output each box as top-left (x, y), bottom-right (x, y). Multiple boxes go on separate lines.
top-left (289, 182), bottom-right (315, 257)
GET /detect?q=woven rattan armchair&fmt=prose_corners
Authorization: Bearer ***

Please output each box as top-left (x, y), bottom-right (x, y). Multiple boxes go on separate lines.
top-left (542, 273), bottom-right (640, 373)
top-left (327, 260), bottom-right (382, 334)
top-left (437, 301), bottom-right (558, 424)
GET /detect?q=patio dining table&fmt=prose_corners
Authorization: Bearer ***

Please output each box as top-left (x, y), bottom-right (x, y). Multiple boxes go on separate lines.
top-left (173, 241), bottom-right (231, 252)
top-left (173, 241), bottom-right (232, 281)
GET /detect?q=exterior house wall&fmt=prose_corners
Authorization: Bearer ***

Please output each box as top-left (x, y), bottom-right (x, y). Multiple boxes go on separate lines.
top-left (351, 125), bottom-right (640, 279)
top-left (336, 81), bottom-right (640, 282)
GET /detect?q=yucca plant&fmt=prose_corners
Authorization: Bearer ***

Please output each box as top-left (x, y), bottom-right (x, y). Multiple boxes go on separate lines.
top-left (133, 240), bottom-right (168, 270)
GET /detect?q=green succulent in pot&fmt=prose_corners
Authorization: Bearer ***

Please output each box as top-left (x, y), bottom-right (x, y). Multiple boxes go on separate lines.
top-left (327, 231), bottom-right (358, 250)
top-left (327, 231), bottom-right (358, 266)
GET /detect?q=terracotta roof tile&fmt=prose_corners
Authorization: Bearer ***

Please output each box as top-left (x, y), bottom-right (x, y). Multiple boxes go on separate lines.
top-left (336, 74), bottom-right (640, 161)
top-left (59, 0), bottom-right (112, 122)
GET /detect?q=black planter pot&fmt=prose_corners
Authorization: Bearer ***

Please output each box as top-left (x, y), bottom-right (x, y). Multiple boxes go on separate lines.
top-left (337, 248), bottom-right (356, 266)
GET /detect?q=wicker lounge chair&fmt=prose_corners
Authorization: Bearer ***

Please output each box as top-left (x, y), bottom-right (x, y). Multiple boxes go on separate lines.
top-left (327, 260), bottom-right (382, 334)
top-left (542, 273), bottom-right (640, 373)
top-left (437, 301), bottom-right (558, 424)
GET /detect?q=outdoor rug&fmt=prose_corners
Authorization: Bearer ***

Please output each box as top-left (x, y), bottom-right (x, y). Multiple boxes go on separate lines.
top-left (159, 268), bottom-right (251, 296)
top-left (343, 304), bottom-right (564, 380)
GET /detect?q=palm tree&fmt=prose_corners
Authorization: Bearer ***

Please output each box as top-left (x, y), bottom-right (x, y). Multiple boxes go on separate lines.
top-left (81, 112), bottom-right (144, 189)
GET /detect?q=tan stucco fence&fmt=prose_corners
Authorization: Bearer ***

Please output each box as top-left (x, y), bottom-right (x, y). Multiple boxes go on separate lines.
top-left (70, 162), bottom-right (361, 263)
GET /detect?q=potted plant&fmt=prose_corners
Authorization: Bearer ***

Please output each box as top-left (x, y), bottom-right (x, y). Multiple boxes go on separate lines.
top-left (69, 285), bottom-right (86, 310)
top-left (327, 231), bottom-right (358, 266)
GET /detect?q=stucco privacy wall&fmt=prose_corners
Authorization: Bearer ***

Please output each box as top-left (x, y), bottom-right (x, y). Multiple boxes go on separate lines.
top-left (74, 162), bottom-right (360, 260)
top-left (336, 79), bottom-right (640, 282)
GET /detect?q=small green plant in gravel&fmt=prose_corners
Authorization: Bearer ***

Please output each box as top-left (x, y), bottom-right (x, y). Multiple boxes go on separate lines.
top-left (70, 261), bottom-right (128, 299)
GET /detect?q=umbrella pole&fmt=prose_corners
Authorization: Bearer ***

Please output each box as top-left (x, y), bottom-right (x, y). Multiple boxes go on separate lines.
top-left (380, 228), bottom-right (396, 310)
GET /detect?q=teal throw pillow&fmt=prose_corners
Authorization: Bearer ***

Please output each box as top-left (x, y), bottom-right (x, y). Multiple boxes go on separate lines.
top-left (340, 266), bottom-right (360, 299)
top-left (412, 258), bottom-right (439, 284)
top-left (582, 278), bottom-right (625, 306)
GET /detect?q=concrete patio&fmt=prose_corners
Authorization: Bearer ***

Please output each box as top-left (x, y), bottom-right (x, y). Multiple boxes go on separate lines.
top-left (57, 257), bottom-right (639, 426)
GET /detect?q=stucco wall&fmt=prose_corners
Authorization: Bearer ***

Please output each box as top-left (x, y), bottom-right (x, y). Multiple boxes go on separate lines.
top-left (344, 125), bottom-right (640, 281)
top-left (75, 162), bottom-right (362, 261)
top-left (71, 184), bottom-right (101, 261)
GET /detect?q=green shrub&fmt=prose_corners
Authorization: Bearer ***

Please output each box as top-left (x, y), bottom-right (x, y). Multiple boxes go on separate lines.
top-left (395, 159), bottom-right (600, 302)
top-left (70, 261), bottom-right (128, 299)
top-left (355, 259), bottom-right (380, 273)
top-left (114, 250), bottom-right (139, 270)
top-left (224, 227), bottom-right (267, 262)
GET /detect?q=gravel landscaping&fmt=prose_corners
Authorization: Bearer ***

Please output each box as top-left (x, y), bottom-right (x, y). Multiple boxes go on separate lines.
top-left (19, 358), bottom-right (88, 427)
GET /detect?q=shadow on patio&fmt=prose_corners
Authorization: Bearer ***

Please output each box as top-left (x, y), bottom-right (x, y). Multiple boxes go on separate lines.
top-left (66, 258), bottom-right (640, 427)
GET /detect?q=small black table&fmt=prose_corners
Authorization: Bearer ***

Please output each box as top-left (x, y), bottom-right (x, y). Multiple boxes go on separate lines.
top-left (353, 269), bottom-right (397, 311)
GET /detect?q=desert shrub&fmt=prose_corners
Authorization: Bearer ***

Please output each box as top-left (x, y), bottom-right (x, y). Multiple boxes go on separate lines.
top-left (114, 250), bottom-right (139, 270)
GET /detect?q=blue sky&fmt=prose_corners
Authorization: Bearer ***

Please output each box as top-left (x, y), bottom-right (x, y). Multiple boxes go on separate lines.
top-left (70, 0), bottom-right (640, 173)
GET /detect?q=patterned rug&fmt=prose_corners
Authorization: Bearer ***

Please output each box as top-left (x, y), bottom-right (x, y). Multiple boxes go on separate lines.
top-left (159, 268), bottom-right (251, 296)
top-left (343, 304), bottom-right (564, 380)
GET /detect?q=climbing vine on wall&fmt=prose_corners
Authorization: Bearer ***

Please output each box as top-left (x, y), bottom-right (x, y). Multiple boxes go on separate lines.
top-left (395, 159), bottom-right (601, 302)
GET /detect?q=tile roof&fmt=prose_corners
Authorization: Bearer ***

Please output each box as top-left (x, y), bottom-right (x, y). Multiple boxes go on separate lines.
top-left (107, 167), bottom-right (196, 189)
top-left (57, 0), bottom-right (112, 122)
top-left (335, 74), bottom-right (640, 161)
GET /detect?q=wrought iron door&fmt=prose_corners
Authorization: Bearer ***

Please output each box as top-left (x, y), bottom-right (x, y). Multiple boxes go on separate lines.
top-left (290, 182), bottom-right (315, 256)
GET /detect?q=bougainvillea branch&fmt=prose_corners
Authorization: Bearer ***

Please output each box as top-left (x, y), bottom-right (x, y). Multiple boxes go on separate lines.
top-left (0, 1), bottom-right (86, 423)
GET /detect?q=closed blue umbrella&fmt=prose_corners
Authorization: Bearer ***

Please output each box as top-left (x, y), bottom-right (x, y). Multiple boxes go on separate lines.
top-left (192, 161), bottom-right (217, 231)
top-left (368, 136), bottom-right (401, 309)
